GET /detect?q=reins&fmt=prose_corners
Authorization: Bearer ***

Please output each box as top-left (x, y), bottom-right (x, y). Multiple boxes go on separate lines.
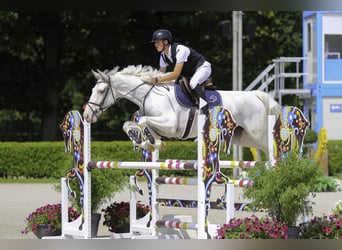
top-left (85, 76), bottom-right (155, 118)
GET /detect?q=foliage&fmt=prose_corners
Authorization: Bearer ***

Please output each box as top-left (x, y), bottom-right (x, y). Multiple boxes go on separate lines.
top-left (215, 215), bottom-right (288, 239)
top-left (0, 142), bottom-right (70, 179)
top-left (243, 151), bottom-right (322, 226)
top-left (21, 203), bottom-right (80, 234)
top-left (303, 129), bottom-right (318, 144)
top-left (0, 109), bottom-right (41, 141)
top-left (102, 201), bottom-right (150, 232)
top-left (327, 140), bottom-right (342, 176)
top-left (300, 214), bottom-right (342, 239)
top-left (313, 175), bottom-right (340, 192)
top-left (65, 169), bottom-right (129, 213)
top-left (0, 141), bottom-right (142, 179)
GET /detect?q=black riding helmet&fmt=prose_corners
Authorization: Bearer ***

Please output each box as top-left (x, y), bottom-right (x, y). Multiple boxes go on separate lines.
top-left (151, 29), bottom-right (173, 43)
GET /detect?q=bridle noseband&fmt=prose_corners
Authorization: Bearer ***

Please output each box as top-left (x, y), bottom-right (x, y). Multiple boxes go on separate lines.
top-left (84, 80), bottom-right (116, 119)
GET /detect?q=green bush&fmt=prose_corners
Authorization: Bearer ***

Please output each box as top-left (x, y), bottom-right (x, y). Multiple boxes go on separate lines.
top-left (243, 152), bottom-right (322, 226)
top-left (327, 140), bottom-right (342, 176)
top-left (1, 139), bottom-right (342, 180)
top-left (0, 142), bottom-right (69, 179)
top-left (304, 129), bottom-right (318, 144)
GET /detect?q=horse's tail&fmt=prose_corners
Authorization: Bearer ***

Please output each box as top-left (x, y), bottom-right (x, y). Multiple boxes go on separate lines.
top-left (252, 90), bottom-right (281, 117)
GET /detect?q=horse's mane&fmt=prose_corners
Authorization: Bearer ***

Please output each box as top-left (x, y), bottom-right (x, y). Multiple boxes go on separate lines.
top-left (119, 65), bottom-right (170, 82)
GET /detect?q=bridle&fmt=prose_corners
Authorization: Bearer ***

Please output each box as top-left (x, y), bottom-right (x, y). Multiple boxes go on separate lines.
top-left (84, 77), bottom-right (157, 119)
top-left (84, 80), bottom-right (116, 119)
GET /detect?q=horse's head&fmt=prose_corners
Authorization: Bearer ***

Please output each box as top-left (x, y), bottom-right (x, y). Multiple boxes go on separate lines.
top-left (83, 67), bottom-right (119, 123)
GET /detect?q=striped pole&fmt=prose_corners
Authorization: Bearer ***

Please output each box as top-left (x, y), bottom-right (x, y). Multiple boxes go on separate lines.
top-left (155, 176), bottom-right (253, 187)
top-left (229, 179), bottom-right (253, 187)
top-left (88, 160), bottom-right (197, 170)
top-left (155, 176), bottom-right (197, 185)
top-left (88, 159), bottom-right (267, 170)
top-left (156, 220), bottom-right (198, 230)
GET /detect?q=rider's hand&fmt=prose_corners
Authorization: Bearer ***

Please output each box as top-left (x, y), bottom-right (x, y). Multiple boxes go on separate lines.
top-left (150, 77), bottom-right (158, 85)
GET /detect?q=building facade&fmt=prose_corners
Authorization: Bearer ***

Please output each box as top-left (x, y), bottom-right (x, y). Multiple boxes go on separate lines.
top-left (303, 11), bottom-right (342, 140)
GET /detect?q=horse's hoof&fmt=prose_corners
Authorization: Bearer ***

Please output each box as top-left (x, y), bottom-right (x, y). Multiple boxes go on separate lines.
top-left (128, 130), bottom-right (142, 144)
top-left (143, 127), bottom-right (155, 144)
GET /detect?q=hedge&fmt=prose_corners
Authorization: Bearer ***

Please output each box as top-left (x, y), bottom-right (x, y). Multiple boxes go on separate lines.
top-left (0, 140), bottom-right (206, 179)
top-left (0, 140), bottom-right (341, 179)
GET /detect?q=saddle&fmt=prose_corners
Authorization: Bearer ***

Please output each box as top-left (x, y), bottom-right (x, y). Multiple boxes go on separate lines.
top-left (178, 76), bottom-right (218, 105)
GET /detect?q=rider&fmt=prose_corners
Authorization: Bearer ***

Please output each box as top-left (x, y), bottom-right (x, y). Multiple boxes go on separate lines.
top-left (149, 29), bottom-right (211, 115)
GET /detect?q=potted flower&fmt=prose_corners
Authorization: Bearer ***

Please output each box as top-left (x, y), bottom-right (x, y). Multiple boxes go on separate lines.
top-left (215, 215), bottom-right (288, 239)
top-left (102, 201), bottom-right (150, 233)
top-left (300, 200), bottom-right (342, 239)
top-left (21, 203), bottom-right (80, 239)
top-left (243, 151), bottom-right (322, 238)
top-left (299, 214), bottom-right (342, 239)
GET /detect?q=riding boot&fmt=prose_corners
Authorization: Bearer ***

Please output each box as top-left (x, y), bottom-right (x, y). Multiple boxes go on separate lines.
top-left (194, 84), bottom-right (209, 115)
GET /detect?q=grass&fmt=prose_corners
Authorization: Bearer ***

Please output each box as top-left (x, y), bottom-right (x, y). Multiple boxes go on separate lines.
top-left (0, 178), bottom-right (59, 184)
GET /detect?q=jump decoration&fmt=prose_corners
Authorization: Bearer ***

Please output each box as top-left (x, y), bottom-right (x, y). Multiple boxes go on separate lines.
top-left (59, 110), bottom-right (86, 230)
top-left (273, 106), bottom-right (310, 161)
top-left (201, 106), bottom-right (238, 236)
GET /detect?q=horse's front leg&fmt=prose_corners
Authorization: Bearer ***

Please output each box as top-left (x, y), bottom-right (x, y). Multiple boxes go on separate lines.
top-left (122, 121), bottom-right (143, 145)
top-left (138, 115), bottom-right (177, 150)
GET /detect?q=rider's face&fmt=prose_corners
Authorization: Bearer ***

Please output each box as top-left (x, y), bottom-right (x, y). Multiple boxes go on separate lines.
top-left (154, 40), bottom-right (168, 52)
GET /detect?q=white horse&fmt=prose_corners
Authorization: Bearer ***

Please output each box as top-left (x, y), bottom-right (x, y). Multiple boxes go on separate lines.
top-left (83, 65), bottom-right (281, 155)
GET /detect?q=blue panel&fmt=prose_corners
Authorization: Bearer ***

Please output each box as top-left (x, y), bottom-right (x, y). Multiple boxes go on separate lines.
top-left (325, 59), bottom-right (342, 81)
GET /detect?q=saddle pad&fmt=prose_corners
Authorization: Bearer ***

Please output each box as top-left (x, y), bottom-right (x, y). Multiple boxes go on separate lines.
top-left (175, 83), bottom-right (222, 108)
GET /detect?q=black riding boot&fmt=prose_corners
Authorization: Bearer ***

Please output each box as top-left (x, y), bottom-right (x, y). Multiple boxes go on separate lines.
top-left (194, 84), bottom-right (209, 115)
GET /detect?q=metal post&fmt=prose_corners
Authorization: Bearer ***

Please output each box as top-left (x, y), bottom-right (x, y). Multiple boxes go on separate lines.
top-left (197, 110), bottom-right (206, 239)
top-left (83, 121), bottom-right (91, 239)
top-left (232, 11), bottom-right (243, 177)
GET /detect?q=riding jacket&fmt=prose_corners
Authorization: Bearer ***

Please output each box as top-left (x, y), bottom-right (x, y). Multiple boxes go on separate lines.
top-left (159, 43), bottom-right (207, 78)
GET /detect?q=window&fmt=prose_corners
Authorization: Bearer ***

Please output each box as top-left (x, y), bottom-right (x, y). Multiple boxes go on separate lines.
top-left (325, 34), bottom-right (342, 59)
top-left (307, 23), bottom-right (312, 52)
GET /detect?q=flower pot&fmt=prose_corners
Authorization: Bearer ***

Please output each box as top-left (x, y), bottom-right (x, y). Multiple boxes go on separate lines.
top-left (286, 226), bottom-right (301, 239)
top-left (33, 224), bottom-right (61, 239)
top-left (91, 213), bottom-right (101, 238)
top-left (113, 223), bottom-right (130, 233)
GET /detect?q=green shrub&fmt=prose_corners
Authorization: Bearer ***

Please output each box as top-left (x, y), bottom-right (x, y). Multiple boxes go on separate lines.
top-left (327, 140), bottom-right (342, 176)
top-left (314, 175), bottom-right (340, 192)
top-left (304, 129), bottom-right (318, 144)
top-left (244, 152), bottom-right (322, 226)
top-left (1, 140), bottom-right (342, 180)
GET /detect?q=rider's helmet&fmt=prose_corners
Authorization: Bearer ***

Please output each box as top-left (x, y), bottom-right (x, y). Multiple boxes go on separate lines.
top-left (151, 29), bottom-right (173, 43)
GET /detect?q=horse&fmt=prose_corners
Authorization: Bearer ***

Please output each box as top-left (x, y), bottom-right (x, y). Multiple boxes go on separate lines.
top-left (83, 65), bottom-right (282, 157)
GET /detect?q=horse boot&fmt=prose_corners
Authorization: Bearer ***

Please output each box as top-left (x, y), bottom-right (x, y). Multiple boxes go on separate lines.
top-left (194, 84), bottom-right (209, 116)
